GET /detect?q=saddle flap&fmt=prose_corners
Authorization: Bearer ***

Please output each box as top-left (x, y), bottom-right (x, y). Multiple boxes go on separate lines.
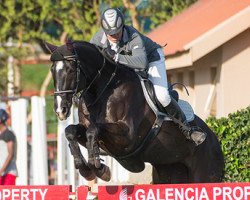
top-left (137, 74), bottom-right (195, 122)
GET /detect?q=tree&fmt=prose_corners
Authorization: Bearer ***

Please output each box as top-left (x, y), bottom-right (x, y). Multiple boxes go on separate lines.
top-left (0, 0), bottom-right (55, 95)
top-left (0, 0), bottom-right (100, 96)
top-left (101, 0), bottom-right (197, 33)
top-left (0, 0), bottom-right (197, 96)
top-left (125, 0), bottom-right (197, 32)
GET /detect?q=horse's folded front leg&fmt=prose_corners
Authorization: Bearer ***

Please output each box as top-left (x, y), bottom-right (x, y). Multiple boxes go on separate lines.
top-left (86, 124), bottom-right (111, 181)
top-left (86, 125), bottom-right (101, 168)
top-left (65, 124), bottom-right (96, 181)
top-left (86, 140), bottom-right (101, 168)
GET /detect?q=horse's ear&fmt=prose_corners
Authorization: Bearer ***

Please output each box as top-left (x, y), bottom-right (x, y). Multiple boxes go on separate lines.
top-left (44, 41), bottom-right (58, 53)
top-left (66, 38), bottom-right (74, 52)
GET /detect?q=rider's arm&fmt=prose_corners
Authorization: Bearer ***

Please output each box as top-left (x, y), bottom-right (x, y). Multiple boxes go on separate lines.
top-left (89, 29), bottom-right (103, 47)
top-left (116, 34), bottom-right (148, 70)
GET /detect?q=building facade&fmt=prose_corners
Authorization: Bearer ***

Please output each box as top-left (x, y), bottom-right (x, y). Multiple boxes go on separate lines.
top-left (148, 0), bottom-right (250, 119)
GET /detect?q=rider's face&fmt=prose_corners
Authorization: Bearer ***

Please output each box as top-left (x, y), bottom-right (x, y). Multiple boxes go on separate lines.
top-left (107, 30), bottom-right (123, 43)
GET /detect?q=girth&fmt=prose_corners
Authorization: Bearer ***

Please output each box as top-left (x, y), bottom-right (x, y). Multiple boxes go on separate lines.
top-left (114, 114), bottom-right (165, 160)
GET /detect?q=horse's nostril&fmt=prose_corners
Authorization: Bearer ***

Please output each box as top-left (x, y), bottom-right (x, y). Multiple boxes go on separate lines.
top-left (61, 107), bottom-right (67, 114)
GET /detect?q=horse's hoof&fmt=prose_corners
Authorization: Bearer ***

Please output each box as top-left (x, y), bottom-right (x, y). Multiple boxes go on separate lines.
top-left (79, 168), bottom-right (96, 181)
top-left (95, 164), bottom-right (111, 182)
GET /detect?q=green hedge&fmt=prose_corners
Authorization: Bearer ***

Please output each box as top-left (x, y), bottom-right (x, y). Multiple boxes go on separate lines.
top-left (206, 107), bottom-right (250, 182)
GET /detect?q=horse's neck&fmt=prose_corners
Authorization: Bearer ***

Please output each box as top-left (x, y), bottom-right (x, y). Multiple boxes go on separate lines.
top-left (76, 42), bottom-right (140, 106)
top-left (81, 65), bottom-right (137, 110)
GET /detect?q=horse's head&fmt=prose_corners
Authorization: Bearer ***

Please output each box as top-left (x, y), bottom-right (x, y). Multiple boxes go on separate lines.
top-left (46, 39), bottom-right (114, 119)
top-left (45, 41), bottom-right (78, 120)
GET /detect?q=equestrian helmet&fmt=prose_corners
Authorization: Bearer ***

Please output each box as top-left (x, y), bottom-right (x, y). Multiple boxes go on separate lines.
top-left (101, 8), bottom-right (124, 35)
top-left (0, 109), bottom-right (9, 124)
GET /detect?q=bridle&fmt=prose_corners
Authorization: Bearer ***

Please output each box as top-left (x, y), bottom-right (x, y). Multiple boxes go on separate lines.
top-left (53, 55), bottom-right (81, 96)
top-left (52, 46), bottom-right (117, 107)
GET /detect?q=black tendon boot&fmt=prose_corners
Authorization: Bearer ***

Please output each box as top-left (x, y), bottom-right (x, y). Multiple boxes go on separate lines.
top-left (164, 97), bottom-right (207, 146)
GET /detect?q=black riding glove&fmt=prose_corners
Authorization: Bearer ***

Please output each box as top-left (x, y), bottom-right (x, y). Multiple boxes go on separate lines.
top-left (104, 45), bottom-right (116, 59)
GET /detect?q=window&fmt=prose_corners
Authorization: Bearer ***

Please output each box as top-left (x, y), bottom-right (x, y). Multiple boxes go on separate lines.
top-left (210, 67), bottom-right (217, 83)
top-left (189, 70), bottom-right (194, 89)
top-left (209, 66), bottom-right (218, 116)
top-left (167, 73), bottom-right (173, 85)
top-left (176, 72), bottom-right (183, 91)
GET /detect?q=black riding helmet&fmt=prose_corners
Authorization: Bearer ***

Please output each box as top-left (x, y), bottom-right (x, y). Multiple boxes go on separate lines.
top-left (0, 109), bottom-right (9, 124)
top-left (101, 8), bottom-right (124, 35)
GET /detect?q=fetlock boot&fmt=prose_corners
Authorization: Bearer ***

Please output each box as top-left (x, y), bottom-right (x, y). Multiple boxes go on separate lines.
top-left (164, 97), bottom-right (207, 146)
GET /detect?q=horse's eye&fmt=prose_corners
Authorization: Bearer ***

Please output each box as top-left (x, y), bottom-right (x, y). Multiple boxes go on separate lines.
top-left (70, 60), bottom-right (77, 65)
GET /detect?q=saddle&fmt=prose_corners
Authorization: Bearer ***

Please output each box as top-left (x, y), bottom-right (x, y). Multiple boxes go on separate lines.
top-left (136, 73), bottom-right (195, 122)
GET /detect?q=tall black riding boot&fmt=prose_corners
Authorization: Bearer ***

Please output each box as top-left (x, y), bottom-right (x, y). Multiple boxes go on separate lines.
top-left (164, 97), bottom-right (206, 146)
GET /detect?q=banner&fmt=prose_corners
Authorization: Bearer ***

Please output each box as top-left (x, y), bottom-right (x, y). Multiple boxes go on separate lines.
top-left (0, 185), bottom-right (70, 200)
top-left (98, 182), bottom-right (250, 200)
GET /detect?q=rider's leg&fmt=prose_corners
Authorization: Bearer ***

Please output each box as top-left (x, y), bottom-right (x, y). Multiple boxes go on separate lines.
top-left (147, 48), bottom-right (206, 146)
top-left (164, 96), bottom-right (206, 145)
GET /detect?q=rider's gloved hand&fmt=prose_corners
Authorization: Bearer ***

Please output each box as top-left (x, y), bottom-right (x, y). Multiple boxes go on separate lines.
top-left (104, 45), bottom-right (116, 60)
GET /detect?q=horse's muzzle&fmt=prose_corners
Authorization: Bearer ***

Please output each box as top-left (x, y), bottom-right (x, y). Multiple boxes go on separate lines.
top-left (54, 96), bottom-right (72, 120)
top-left (56, 106), bottom-right (71, 121)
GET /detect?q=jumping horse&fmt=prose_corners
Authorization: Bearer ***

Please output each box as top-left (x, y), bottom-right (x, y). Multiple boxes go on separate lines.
top-left (46, 40), bottom-right (224, 183)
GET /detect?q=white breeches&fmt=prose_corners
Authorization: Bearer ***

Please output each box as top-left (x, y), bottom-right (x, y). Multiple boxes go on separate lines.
top-left (147, 48), bottom-right (171, 107)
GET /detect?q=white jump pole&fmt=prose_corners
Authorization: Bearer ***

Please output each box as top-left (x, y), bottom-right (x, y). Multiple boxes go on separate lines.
top-left (67, 107), bottom-right (76, 190)
top-left (57, 118), bottom-right (68, 185)
top-left (57, 108), bottom-right (77, 186)
top-left (10, 98), bottom-right (28, 185)
top-left (57, 106), bottom-right (78, 189)
top-left (31, 96), bottom-right (48, 185)
top-left (78, 146), bottom-right (89, 186)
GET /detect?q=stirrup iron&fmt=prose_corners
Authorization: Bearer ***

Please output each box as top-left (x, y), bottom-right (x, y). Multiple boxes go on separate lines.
top-left (181, 125), bottom-right (207, 146)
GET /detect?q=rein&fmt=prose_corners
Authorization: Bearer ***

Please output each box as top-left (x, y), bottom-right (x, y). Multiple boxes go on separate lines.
top-left (81, 57), bottom-right (106, 94)
top-left (84, 62), bottom-right (117, 108)
top-left (82, 44), bottom-right (118, 107)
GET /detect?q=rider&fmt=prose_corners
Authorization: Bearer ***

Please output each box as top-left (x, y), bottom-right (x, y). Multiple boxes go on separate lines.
top-left (90, 8), bottom-right (206, 146)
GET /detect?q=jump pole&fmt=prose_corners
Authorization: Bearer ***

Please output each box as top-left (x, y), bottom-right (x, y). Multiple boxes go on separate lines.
top-left (10, 98), bottom-right (28, 185)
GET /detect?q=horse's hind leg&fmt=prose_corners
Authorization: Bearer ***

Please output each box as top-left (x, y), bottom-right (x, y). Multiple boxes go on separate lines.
top-left (187, 150), bottom-right (224, 183)
top-left (187, 116), bottom-right (224, 182)
top-left (152, 163), bottom-right (189, 184)
top-left (65, 124), bottom-right (96, 181)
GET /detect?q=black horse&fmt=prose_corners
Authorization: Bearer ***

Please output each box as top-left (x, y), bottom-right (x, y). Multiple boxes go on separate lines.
top-left (46, 40), bottom-right (224, 184)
